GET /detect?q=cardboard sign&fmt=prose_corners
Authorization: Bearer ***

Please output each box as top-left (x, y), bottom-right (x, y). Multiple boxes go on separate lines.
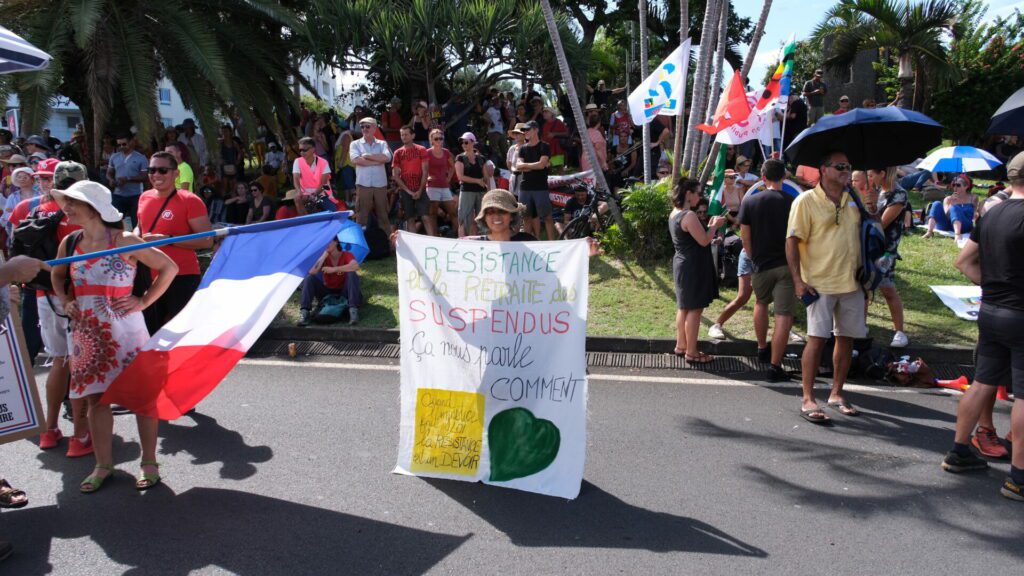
top-left (0, 307), bottom-right (45, 445)
top-left (393, 232), bottom-right (589, 499)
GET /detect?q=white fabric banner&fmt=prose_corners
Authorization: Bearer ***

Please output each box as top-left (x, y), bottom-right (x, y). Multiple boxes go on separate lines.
top-left (716, 90), bottom-right (772, 146)
top-left (628, 39), bottom-right (691, 125)
top-left (930, 285), bottom-right (981, 321)
top-left (393, 233), bottom-right (590, 499)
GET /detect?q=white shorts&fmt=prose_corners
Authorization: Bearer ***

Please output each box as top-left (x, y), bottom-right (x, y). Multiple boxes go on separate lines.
top-left (426, 187), bottom-right (453, 202)
top-left (806, 290), bottom-right (868, 339)
top-left (37, 294), bottom-right (71, 357)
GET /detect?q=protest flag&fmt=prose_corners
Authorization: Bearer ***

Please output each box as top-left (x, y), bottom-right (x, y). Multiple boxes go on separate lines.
top-left (628, 39), bottom-right (691, 125)
top-left (101, 212), bottom-right (353, 420)
top-left (706, 145), bottom-right (729, 216)
top-left (697, 72), bottom-right (752, 134)
top-left (755, 35), bottom-right (796, 111)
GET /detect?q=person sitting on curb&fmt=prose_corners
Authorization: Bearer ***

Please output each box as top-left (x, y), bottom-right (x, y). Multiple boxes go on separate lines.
top-left (298, 238), bottom-right (363, 326)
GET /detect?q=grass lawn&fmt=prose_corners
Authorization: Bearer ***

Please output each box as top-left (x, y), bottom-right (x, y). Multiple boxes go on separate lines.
top-left (274, 221), bottom-right (977, 347)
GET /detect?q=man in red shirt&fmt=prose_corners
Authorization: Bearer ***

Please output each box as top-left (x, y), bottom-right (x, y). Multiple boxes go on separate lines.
top-left (10, 160), bottom-right (91, 457)
top-left (298, 238), bottom-right (363, 326)
top-left (392, 126), bottom-right (432, 235)
top-left (136, 151), bottom-right (213, 334)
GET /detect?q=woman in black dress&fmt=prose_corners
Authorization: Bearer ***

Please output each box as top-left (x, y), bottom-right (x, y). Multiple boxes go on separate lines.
top-left (669, 178), bottom-right (727, 364)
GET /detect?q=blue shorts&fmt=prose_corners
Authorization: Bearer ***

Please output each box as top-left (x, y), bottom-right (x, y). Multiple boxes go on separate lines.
top-left (521, 188), bottom-right (553, 219)
top-left (737, 249), bottom-right (753, 277)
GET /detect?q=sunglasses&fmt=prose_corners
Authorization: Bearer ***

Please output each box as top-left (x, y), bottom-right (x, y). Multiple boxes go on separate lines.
top-left (148, 166), bottom-right (173, 174)
top-left (299, 147), bottom-right (312, 152)
top-left (461, 140), bottom-right (474, 145)
top-left (431, 137), bottom-right (443, 141)
top-left (827, 163), bottom-right (852, 172)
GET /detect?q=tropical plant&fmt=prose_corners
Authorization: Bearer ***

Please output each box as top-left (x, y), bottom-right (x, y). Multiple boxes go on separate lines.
top-left (600, 181), bottom-right (674, 262)
top-left (812, 0), bottom-right (959, 109)
top-left (6, 0), bottom-right (320, 160)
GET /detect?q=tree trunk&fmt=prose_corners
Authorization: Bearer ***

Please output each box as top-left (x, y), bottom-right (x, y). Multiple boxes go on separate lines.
top-left (698, 1), bottom-right (729, 163)
top-left (670, 0), bottom-right (689, 184)
top-left (639, 0), bottom-right (652, 183)
top-left (538, 0), bottom-right (622, 229)
top-left (699, 0), bottom-right (773, 185)
top-left (682, 0), bottom-right (721, 175)
top-left (897, 51), bottom-right (914, 108)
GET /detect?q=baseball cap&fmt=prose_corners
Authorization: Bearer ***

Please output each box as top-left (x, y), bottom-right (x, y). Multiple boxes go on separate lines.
top-left (1007, 151), bottom-right (1024, 182)
top-left (459, 132), bottom-right (477, 143)
top-left (358, 117), bottom-right (378, 127)
top-left (54, 161), bottom-right (88, 188)
top-left (585, 103), bottom-right (599, 111)
top-left (29, 151), bottom-right (47, 161)
top-left (34, 158), bottom-right (60, 176)
top-left (839, 95), bottom-right (850, 102)
top-left (522, 120), bottom-right (539, 131)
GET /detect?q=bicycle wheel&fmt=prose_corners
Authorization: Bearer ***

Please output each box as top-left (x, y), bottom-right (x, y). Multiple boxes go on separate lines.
top-left (560, 216), bottom-right (592, 240)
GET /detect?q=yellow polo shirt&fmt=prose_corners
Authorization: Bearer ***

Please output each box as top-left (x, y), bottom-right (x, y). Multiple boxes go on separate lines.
top-left (787, 184), bottom-right (861, 294)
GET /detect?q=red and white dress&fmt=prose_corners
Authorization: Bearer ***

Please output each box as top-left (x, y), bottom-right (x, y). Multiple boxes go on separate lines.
top-left (68, 234), bottom-right (150, 398)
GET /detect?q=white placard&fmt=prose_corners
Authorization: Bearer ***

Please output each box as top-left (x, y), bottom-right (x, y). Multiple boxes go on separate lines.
top-left (930, 285), bottom-right (981, 321)
top-left (393, 232), bottom-right (589, 499)
top-left (0, 308), bottom-right (45, 445)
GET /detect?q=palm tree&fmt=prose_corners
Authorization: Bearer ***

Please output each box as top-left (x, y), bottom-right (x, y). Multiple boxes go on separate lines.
top-left (697, 1), bottom-right (730, 163)
top-left (813, 0), bottom-right (958, 109)
top-left (538, 0), bottom-right (622, 228)
top-left (670, 0), bottom-right (689, 183)
top-left (7, 0), bottom-right (318, 161)
top-left (639, 0), bottom-right (652, 182)
top-left (683, 0), bottom-right (723, 175)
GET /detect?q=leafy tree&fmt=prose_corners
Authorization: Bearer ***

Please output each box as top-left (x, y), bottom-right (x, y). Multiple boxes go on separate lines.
top-left (813, 0), bottom-right (959, 109)
top-left (5, 0), bottom-right (321, 158)
top-left (930, 6), bottom-right (1024, 145)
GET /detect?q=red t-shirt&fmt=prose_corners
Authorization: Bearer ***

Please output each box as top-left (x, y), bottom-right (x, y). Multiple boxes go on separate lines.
top-left (392, 144), bottom-right (427, 191)
top-left (9, 197), bottom-right (82, 296)
top-left (425, 148), bottom-right (454, 189)
top-left (137, 189), bottom-right (209, 276)
top-left (275, 205), bottom-right (298, 220)
top-left (541, 118), bottom-right (567, 157)
top-left (323, 251), bottom-right (355, 290)
top-left (382, 110), bottom-right (404, 141)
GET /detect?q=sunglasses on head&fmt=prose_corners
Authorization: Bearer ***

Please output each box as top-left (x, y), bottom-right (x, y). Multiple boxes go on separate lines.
top-left (828, 162), bottom-right (852, 172)
top-left (149, 166), bottom-right (173, 174)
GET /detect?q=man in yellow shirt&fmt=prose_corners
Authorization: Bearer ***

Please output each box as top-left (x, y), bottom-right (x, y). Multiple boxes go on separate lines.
top-left (786, 150), bottom-right (865, 424)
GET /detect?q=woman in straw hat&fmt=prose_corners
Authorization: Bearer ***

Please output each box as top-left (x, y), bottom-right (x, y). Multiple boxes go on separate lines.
top-left (50, 181), bottom-right (178, 494)
top-left (465, 189), bottom-right (536, 242)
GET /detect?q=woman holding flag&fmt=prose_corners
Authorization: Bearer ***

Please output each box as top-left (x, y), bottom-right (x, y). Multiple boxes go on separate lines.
top-left (50, 180), bottom-right (178, 494)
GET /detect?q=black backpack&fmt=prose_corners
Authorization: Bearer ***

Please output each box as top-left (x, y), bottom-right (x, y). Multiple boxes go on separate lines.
top-left (11, 203), bottom-right (63, 291)
top-left (363, 216), bottom-right (390, 260)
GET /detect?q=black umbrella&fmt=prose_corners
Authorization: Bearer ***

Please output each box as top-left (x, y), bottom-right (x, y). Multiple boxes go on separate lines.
top-left (986, 86), bottom-right (1024, 137)
top-left (785, 107), bottom-right (943, 169)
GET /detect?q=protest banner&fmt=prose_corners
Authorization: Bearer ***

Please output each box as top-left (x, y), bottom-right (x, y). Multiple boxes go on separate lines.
top-left (930, 285), bottom-right (981, 321)
top-left (0, 307), bottom-right (45, 445)
top-left (393, 232), bottom-right (589, 499)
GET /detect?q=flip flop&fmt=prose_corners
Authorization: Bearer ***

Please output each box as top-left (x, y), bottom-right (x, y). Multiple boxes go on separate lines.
top-left (827, 401), bottom-right (860, 416)
top-left (0, 480), bottom-right (27, 509)
top-left (685, 352), bottom-right (715, 364)
top-left (800, 408), bottom-right (831, 425)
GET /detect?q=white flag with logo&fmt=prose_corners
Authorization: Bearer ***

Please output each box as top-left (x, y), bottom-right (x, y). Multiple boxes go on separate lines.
top-left (628, 39), bottom-right (691, 125)
top-left (716, 89), bottom-right (775, 146)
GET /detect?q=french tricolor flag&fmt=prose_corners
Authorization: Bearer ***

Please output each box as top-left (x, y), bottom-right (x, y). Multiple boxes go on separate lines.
top-left (102, 212), bottom-right (355, 420)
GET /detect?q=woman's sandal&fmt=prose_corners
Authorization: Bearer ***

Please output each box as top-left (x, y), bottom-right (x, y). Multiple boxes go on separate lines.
top-left (135, 461), bottom-right (161, 491)
top-left (0, 479), bottom-right (28, 509)
top-left (80, 464), bottom-right (114, 494)
top-left (685, 352), bottom-right (715, 364)
top-left (672, 348), bottom-right (686, 357)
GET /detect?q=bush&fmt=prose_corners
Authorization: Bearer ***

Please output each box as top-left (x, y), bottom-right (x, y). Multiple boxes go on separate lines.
top-left (601, 180), bottom-right (673, 263)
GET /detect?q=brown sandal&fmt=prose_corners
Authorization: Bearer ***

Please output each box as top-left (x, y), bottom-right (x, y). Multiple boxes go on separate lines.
top-left (0, 479), bottom-right (27, 509)
top-left (684, 352), bottom-right (715, 364)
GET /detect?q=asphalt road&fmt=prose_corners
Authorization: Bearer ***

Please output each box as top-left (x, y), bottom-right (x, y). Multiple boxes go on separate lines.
top-left (1, 357), bottom-right (1019, 575)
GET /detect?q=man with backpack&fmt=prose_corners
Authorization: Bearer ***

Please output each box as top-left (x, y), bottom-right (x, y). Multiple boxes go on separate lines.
top-left (9, 159), bottom-right (91, 456)
top-left (786, 150), bottom-right (866, 424)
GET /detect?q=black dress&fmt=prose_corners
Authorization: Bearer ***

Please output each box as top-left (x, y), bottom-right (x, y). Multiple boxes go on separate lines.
top-left (669, 210), bottom-right (718, 310)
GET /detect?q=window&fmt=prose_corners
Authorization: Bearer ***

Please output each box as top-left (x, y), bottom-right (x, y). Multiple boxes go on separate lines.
top-left (322, 81), bottom-right (330, 97)
top-left (66, 116), bottom-right (81, 129)
top-left (159, 88), bottom-right (172, 105)
top-left (161, 118), bottom-right (173, 128)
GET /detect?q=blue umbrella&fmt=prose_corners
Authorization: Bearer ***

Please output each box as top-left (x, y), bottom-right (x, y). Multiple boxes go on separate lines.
top-left (785, 107), bottom-right (943, 169)
top-left (986, 86), bottom-right (1024, 137)
top-left (916, 146), bottom-right (1003, 174)
top-left (0, 25), bottom-right (51, 75)
top-left (335, 216), bottom-right (370, 263)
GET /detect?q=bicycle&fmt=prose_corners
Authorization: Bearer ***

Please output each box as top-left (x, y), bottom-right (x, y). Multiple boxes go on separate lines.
top-left (559, 178), bottom-right (623, 240)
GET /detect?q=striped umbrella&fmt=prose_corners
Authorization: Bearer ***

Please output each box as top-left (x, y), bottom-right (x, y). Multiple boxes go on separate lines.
top-left (0, 25), bottom-right (51, 75)
top-left (916, 146), bottom-right (1003, 174)
top-left (987, 86), bottom-right (1024, 137)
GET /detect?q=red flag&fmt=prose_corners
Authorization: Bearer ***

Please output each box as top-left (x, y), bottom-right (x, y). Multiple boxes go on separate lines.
top-left (756, 61), bottom-right (785, 110)
top-left (697, 72), bottom-right (752, 134)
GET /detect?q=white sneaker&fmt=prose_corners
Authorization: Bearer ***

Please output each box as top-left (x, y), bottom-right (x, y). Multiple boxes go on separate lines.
top-left (707, 323), bottom-right (725, 339)
top-left (789, 331), bottom-right (805, 343)
top-left (891, 331), bottom-right (909, 348)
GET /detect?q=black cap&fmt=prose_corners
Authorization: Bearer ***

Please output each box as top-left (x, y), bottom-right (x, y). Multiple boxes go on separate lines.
top-left (522, 120), bottom-right (539, 131)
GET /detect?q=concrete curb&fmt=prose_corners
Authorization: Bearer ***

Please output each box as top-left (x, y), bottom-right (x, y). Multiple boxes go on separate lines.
top-left (262, 325), bottom-right (975, 365)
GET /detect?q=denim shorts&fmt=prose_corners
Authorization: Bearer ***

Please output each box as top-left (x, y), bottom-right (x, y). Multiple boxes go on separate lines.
top-left (737, 249), bottom-right (753, 277)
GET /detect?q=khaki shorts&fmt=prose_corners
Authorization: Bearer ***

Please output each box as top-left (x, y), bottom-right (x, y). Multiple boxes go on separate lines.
top-left (806, 290), bottom-right (867, 339)
top-left (751, 265), bottom-right (796, 317)
top-left (37, 294), bottom-right (70, 357)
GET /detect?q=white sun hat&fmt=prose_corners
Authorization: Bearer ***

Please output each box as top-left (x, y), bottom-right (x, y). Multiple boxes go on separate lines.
top-left (52, 180), bottom-right (123, 223)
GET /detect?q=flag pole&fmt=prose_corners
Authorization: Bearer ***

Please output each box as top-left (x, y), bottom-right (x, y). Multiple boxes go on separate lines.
top-left (46, 211), bottom-right (352, 267)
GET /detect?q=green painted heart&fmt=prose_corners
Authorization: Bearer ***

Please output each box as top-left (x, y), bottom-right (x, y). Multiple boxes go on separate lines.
top-left (488, 407), bottom-right (560, 482)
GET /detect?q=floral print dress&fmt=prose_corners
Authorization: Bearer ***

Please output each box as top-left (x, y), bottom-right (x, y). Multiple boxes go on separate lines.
top-left (68, 235), bottom-right (150, 398)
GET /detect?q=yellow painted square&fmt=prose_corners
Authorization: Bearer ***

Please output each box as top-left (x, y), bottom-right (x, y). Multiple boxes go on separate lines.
top-left (411, 388), bottom-right (485, 476)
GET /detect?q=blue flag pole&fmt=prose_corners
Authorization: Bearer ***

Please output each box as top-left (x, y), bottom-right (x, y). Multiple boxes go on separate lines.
top-left (46, 211), bottom-right (354, 267)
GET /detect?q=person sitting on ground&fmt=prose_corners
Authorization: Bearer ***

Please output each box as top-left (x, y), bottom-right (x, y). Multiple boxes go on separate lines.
top-left (245, 181), bottom-right (273, 224)
top-left (733, 156), bottom-right (758, 188)
top-left (720, 170), bottom-right (745, 225)
top-left (297, 237), bottom-right (362, 326)
top-left (275, 189), bottom-right (299, 220)
top-left (923, 173), bottom-right (978, 242)
top-left (561, 184), bottom-right (607, 235)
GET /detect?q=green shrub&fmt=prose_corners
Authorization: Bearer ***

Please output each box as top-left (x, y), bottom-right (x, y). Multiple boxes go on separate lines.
top-left (602, 180), bottom-right (673, 263)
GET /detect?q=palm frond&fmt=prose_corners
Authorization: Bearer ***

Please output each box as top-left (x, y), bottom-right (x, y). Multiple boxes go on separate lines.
top-left (108, 8), bottom-right (159, 144)
top-left (67, 0), bottom-right (107, 49)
